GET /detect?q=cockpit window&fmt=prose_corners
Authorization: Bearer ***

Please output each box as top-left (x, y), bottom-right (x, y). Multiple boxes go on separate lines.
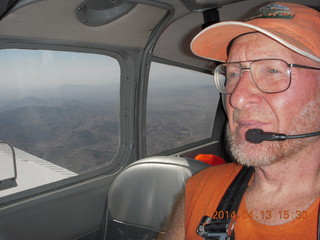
top-left (147, 62), bottom-right (219, 155)
top-left (0, 49), bottom-right (120, 178)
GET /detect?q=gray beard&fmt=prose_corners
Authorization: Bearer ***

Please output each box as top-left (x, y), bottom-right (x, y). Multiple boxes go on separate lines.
top-left (227, 94), bottom-right (320, 167)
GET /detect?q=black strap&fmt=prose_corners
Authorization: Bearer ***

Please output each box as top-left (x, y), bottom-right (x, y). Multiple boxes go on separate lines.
top-left (216, 166), bottom-right (254, 214)
top-left (197, 166), bottom-right (254, 240)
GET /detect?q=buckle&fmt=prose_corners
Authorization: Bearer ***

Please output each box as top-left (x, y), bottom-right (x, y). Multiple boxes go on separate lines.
top-left (196, 215), bottom-right (237, 240)
top-left (197, 216), bottom-right (212, 237)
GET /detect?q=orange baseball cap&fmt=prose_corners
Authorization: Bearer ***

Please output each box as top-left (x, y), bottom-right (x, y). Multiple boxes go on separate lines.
top-left (191, 2), bottom-right (320, 62)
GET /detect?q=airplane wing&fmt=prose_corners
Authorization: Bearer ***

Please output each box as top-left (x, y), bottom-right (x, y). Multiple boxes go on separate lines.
top-left (0, 147), bottom-right (77, 197)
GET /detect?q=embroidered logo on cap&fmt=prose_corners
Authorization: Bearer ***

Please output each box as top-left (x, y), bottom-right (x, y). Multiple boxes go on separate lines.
top-left (246, 3), bottom-right (295, 21)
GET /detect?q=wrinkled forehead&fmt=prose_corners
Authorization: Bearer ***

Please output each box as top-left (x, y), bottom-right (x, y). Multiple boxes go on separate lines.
top-left (226, 33), bottom-right (312, 64)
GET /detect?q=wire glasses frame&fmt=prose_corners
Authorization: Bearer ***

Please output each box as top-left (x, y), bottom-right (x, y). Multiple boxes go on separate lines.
top-left (213, 58), bottom-right (320, 95)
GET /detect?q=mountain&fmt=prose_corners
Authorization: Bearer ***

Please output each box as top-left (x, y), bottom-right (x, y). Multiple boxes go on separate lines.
top-left (0, 83), bottom-right (219, 173)
top-left (0, 96), bottom-right (119, 173)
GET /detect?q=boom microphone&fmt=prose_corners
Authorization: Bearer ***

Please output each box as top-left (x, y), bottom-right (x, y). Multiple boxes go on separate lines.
top-left (245, 128), bottom-right (320, 144)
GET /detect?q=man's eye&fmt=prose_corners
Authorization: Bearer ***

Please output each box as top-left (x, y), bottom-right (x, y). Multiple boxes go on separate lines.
top-left (267, 68), bottom-right (280, 73)
top-left (227, 72), bottom-right (240, 78)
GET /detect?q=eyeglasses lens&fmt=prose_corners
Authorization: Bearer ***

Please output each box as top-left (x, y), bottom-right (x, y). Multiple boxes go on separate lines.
top-left (214, 59), bottom-right (291, 94)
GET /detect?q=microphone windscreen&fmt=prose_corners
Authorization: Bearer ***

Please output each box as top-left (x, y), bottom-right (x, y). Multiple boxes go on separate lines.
top-left (245, 129), bottom-right (264, 143)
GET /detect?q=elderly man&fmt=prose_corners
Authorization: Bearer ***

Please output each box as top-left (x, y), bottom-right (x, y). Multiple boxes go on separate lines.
top-left (162, 2), bottom-right (320, 240)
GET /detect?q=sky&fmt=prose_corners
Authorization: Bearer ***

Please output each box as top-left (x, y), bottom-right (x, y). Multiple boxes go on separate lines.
top-left (0, 49), bottom-right (120, 90)
top-left (149, 61), bottom-right (217, 89)
top-left (0, 49), bottom-right (121, 101)
top-left (0, 49), bottom-right (217, 102)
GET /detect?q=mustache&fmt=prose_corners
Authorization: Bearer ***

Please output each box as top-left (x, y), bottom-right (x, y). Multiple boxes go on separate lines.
top-left (232, 108), bottom-right (272, 123)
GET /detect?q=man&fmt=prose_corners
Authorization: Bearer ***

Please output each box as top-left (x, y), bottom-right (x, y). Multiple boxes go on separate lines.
top-left (162, 2), bottom-right (320, 239)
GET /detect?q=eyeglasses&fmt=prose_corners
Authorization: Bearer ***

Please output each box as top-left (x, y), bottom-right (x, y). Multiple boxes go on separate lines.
top-left (214, 59), bottom-right (320, 95)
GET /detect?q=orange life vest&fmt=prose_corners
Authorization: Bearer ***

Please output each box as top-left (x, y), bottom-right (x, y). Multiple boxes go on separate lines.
top-left (185, 163), bottom-right (319, 240)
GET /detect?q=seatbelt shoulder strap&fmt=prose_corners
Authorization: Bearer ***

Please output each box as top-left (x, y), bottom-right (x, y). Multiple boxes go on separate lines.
top-left (197, 166), bottom-right (254, 240)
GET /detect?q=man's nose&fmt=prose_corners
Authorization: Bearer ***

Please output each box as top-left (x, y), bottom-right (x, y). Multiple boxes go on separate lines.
top-left (228, 71), bottom-right (262, 110)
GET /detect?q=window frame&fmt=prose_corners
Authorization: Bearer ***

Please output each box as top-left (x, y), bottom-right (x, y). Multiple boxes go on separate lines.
top-left (0, 40), bottom-right (141, 203)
